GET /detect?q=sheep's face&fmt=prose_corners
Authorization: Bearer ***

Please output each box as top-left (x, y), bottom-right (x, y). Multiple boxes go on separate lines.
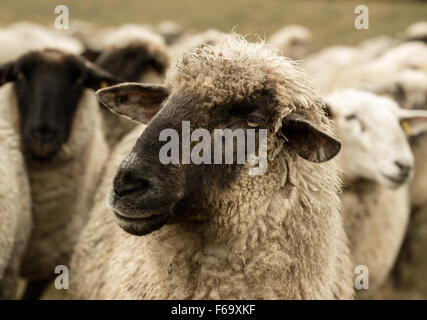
top-left (96, 43), bottom-right (167, 82)
top-left (97, 81), bottom-right (341, 236)
top-left (0, 49), bottom-right (119, 161)
top-left (326, 89), bottom-right (427, 188)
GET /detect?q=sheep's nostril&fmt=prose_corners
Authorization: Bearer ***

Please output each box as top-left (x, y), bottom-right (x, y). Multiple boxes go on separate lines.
top-left (394, 161), bottom-right (412, 178)
top-left (113, 171), bottom-right (150, 197)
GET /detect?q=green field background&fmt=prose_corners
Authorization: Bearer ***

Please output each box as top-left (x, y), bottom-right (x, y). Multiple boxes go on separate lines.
top-left (0, 0), bottom-right (426, 49)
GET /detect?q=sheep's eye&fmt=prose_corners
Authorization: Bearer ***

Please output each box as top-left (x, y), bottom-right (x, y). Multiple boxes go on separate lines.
top-left (17, 73), bottom-right (25, 81)
top-left (246, 116), bottom-right (264, 128)
top-left (75, 77), bottom-right (84, 85)
top-left (345, 114), bottom-right (366, 131)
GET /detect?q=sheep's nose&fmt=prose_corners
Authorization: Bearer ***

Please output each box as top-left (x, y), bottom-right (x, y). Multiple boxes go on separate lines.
top-left (31, 127), bottom-right (57, 143)
top-left (113, 168), bottom-right (150, 197)
top-left (394, 161), bottom-right (413, 179)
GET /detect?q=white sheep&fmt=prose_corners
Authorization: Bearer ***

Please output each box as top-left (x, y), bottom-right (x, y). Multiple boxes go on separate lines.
top-left (0, 117), bottom-right (32, 299)
top-left (268, 24), bottom-right (312, 60)
top-left (363, 69), bottom-right (427, 297)
top-left (70, 35), bottom-right (353, 300)
top-left (0, 47), bottom-right (118, 299)
top-left (325, 89), bottom-right (427, 296)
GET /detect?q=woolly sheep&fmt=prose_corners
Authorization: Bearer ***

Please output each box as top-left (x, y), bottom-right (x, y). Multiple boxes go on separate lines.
top-left (0, 117), bottom-right (31, 299)
top-left (0, 48), bottom-right (119, 299)
top-left (325, 89), bottom-right (427, 296)
top-left (268, 25), bottom-right (312, 60)
top-left (70, 35), bottom-right (353, 300)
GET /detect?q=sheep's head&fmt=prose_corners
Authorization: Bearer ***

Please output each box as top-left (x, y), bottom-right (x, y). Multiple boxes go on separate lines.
top-left (94, 26), bottom-right (169, 83)
top-left (95, 43), bottom-right (168, 83)
top-left (97, 36), bottom-right (341, 236)
top-left (326, 89), bottom-right (427, 188)
top-left (0, 49), bottom-right (120, 161)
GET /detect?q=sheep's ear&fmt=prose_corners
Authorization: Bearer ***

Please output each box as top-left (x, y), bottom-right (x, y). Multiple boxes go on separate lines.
top-left (96, 82), bottom-right (169, 124)
top-left (398, 109), bottom-right (427, 137)
top-left (282, 115), bottom-right (341, 163)
top-left (0, 61), bottom-right (16, 86)
top-left (83, 61), bottom-right (122, 90)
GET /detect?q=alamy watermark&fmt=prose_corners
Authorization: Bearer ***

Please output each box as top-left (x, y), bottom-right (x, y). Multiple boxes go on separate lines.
top-left (354, 5), bottom-right (369, 30)
top-left (54, 5), bottom-right (69, 30)
top-left (54, 265), bottom-right (69, 290)
top-left (354, 265), bottom-right (369, 290)
top-left (158, 121), bottom-right (268, 175)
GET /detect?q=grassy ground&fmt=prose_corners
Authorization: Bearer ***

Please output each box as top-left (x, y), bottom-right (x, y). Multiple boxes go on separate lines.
top-left (0, 0), bottom-right (426, 49)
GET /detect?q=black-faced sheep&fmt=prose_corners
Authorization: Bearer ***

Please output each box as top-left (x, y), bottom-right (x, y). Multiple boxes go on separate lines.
top-left (92, 25), bottom-right (171, 149)
top-left (0, 48), bottom-right (119, 299)
top-left (70, 35), bottom-right (353, 300)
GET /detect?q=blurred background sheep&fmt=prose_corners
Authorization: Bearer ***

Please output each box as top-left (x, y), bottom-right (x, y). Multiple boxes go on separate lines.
top-left (0, 0), bottom-right (427, 300)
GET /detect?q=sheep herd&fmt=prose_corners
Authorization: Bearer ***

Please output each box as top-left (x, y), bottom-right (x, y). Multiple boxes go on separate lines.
top-left (0, 19), bottom-right (426, 300)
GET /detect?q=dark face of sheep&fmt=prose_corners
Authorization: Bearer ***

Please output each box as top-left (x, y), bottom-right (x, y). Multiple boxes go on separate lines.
top-left (97, 83), bottom-right (341, 236)
top-left (0, 49), bottom-right (120, 161)
top-left (95, 44), bottom-right (166, 82)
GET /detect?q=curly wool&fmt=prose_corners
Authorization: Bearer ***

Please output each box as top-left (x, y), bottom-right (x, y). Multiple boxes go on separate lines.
top-left (70, 35), bottom-right (353, 300)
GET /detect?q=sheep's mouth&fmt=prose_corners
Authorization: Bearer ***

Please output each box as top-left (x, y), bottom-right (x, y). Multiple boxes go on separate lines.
top-left (381, 173), bottom-right (410, 187)
top-left (114, 211), bottom-right (170, 236)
